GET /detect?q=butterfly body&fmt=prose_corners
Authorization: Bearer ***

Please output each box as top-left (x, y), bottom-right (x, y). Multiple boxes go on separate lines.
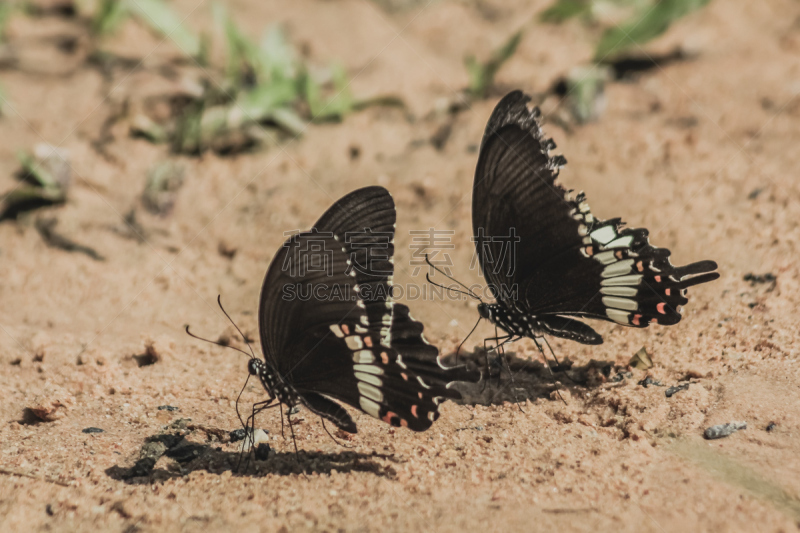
top-left (479, 302), bottom-right (545, 340)
top-left (471, 91), bottom-right (720, 346)
top-left (247, 358), bottom-right (298, 407)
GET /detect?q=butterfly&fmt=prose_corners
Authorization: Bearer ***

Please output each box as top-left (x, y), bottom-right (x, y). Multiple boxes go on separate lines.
top-left (469, 90), bottom-right (720, 348)
top-left (249, 186), bottom-right (478, 436)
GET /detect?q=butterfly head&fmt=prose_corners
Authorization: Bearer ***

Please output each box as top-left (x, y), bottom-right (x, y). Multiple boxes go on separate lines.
top-left (247, 358), bottom-right (263, 377)
top-left (477, 302), bottom-right (492, 320)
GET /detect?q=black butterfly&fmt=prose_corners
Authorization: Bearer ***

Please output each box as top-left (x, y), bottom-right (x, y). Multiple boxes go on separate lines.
top-left (470, 91), bottom-right (720, 347)
top-left (250, 186), bottom-right (477, 435)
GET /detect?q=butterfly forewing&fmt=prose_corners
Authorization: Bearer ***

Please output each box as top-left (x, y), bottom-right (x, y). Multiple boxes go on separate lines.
top-left (257, 186), bottom-right (477, 433)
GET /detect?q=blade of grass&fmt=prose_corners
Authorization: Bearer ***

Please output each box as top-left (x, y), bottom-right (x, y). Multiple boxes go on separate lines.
top-left (465, 29), bottom-right (524, 98)
top-left (539, 0), bottom-right (592, 23)
top-left (594, 0), bottom-right (710, 60)
top-left (126, 0), bottom-right (201, 58)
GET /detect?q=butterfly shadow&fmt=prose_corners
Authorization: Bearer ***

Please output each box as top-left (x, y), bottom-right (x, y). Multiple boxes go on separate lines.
top-left (105, 427), bottom-right (400, 484)
top-left (446, 348), bottom-right (621, 406)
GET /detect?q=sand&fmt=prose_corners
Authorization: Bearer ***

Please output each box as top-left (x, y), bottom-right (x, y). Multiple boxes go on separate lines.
top-left (1, 0), bottom-right (800, 531)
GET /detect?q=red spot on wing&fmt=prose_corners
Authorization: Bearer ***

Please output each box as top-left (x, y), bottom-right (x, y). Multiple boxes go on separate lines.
top-left (381, 352), bottom-right (389, 364)
top-left (654, 275), bottom-right (662, 283)
top-left (382, 411), bottom-right (398, 424)
top-left (400, 419), bottom-right (408, 428)
top-left (341, 324), bottom-right (350, 335)
top-left (411, 405), bottom-right (419, 418)
top-left (657, 303), bottom-right (667, 314)
top-left (637, 261), bottom-right (644, 272)
top-left (586, 246), bottom-right (594, 256)
top-left (665, 288), bottom-right (671, 296)
top-left (632, 314), bottom-right (641, 326)
top-left (401, 373), bottom-right (409, 381)
top-left (364, 336), bottom-right (373, 348)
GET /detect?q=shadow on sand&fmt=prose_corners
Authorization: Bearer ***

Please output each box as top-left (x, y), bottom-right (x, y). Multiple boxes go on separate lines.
top-left (445, 348), bottom-right (626, 406)
top-left (105, 422), bottom-right (399, 484)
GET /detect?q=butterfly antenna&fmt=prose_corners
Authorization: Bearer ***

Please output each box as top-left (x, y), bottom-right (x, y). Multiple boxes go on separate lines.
top-left (455, 316), bottom-right (482, 367)
top-left (425, 273), bottom-right (479, 301)
top-left (217, 295), bottom-right (256, 360)
top-left (185, 326), bottom-right (252, 358)
top-left (235, 375), bottom-right (251, 433)
top-left (321, 419), bottom-right (353, 449)
top-left (424, 254), bottom-right (480, 300)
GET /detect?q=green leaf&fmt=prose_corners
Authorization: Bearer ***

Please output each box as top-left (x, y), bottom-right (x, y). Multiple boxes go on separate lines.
top-left (466, 29), bottom-right (524, 98)
top-left (91, 0), bottom-right (128, 36)
top-left (0, 2), bottom-right (14, 42)
top-left (594, 0), bottom-right (710, 60)
top-left (126, 0), bottom-right (201, 57)
top-left (539, 0), bottom-right (592, 23)
top-left (304, 64), bottom-right (354, 122)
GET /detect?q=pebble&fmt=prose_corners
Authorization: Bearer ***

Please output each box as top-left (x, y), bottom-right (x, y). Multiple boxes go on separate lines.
top-left (240, 429), bottom-right (270, 451)
top-left (82, 427), bottom-right (104, 434)
top-left (665, 383), bottom-right (690, 398)
top-left (157, 405), bottom-right (179, 412)
top-left (255, 443), bottom-right (271, 461)
top-left (704, 421), bottom-right (747, 440)
top-left (637, 376), bottom-right (662, 388)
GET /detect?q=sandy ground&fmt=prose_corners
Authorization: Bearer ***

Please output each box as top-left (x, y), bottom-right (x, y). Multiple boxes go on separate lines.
top-left (1, 0), bottom-right (800, 531)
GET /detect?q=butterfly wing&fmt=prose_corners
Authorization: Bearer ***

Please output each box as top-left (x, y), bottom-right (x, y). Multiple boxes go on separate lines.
top-left (473, 91), bottom-right (719, 342)
top-left (259, 188), bottom-right (476, 432)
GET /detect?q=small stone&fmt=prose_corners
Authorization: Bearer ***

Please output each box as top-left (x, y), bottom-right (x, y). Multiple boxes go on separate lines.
top-left (637, 376), bottom-right (662, 388)
top-left (157, 405), bottom-right (179, 412)
top-left (704, 421), bottom-right (746, 440)
top-left (28, 392), bottom-right (72, 421)
top-left (766, 422), bottom-right (776, 432)
top-left (240, 429), bottom-right (270, 452)
top-left (665, 383), bottom-right (690, 398)
top-left (82, 427), bottom-right (104, 434)
top-left (255, 443), bottom-right (271, 461)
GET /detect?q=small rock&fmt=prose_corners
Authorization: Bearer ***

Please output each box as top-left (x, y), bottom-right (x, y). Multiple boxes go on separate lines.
top-left (637, 376), bottom-right (662, 388)
top-left (744, 273), bottom-right (776, 285)
top-left (28, 393), bottom-right (72, 421)
top-left (82, 427), bottom-right (104, 434)
top-left (704, 421), bottom-right (746, 440)
top-left (229, 428), bottom-right (247, 442)
top-left (157, 405), bottom-right (179, 412)
top-left (665, 383), bottom-right (690, 398)
top-left (217, 240), bottom-right (237, 259)
top-left (766, 422), bottom-right (776, 432)
top-left (240, 428), bottom-right (270, 452)
top-left (255, 443), bottom-right (271, 461)
top-left (142, 161), bottom-right (184, 216)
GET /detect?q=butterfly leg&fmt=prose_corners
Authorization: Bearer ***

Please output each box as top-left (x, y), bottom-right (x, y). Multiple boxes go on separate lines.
top-left (238, 399), bottom-right (278, 473)
top-left (286, 407), bottom-right (301, 468)
top-left (530, 336), bottom-right (569, 405)
top-left (481, 332), bottom-right (511, 390)
top-left (321, 419), bottom-right (353, 449)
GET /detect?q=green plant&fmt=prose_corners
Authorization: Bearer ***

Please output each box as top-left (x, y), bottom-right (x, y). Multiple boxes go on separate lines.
top-left (464, 30), bottom-right (524, 99)
top-left (539, 0), bottom-right (711, 60)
